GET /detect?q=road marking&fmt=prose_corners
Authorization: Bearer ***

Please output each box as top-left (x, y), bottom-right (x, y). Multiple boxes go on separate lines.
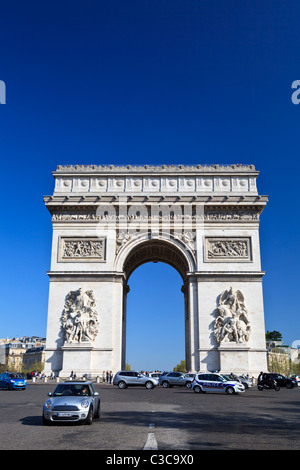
top-left (143, 423), bottom-right (158, 450)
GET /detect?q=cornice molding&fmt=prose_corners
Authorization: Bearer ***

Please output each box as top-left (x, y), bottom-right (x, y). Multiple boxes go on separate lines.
top-left (47, 271), bottom-right (125, 282)
top-left (54, 163), bottom-right (258, 174)
top-left (187, 271), bottom-right (265, 282)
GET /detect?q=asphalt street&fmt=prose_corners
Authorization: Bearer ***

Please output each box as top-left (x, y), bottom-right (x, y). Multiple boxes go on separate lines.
top-left (0, 382), bottom-right (299, 451)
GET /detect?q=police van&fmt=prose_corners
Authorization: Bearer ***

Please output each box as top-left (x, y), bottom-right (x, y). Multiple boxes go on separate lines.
top-left (191, 373), bottom-right (245, 395)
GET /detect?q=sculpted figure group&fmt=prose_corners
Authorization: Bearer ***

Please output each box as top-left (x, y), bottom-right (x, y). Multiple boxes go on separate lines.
top-left (61, 288), bottom-right (99, 343)
top-left (214, 287), bottom-right (251, 344)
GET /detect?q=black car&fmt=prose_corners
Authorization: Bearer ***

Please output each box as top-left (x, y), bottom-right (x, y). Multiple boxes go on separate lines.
top-left (268, 373), bottom-right (297, 389)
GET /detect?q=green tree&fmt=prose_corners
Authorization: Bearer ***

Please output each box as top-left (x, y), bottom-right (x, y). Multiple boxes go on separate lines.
top-left (22, 361), bottom-right (44, 374)
top-left (173, 360), bottom-right (186, 372)
top-left (266, 330), bottom-right (282, 341)
top-left (291, 362), bottom-right (300, 375)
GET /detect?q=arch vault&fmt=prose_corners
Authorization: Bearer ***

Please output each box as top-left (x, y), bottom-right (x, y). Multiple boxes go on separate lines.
top-left (43, 164), bottom-right (268, 377)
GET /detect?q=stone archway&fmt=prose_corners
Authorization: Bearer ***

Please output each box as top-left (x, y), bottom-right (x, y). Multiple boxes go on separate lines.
top-left (43, 164), bottom-right (268, 377)
top-left (123, 238), bottom-right (190, 280)
top-left (118, 237), bottom-right (197, 371)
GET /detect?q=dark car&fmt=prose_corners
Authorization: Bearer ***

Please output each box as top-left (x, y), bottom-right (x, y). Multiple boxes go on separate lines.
top-left (268, 373), bottom-right (297, 389)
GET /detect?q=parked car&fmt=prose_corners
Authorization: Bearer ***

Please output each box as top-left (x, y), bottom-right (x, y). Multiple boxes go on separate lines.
top-left (0, 372), bottom-right (26, 390)
top-left (159, 372), bottom-right (194, 388)
top-left (185, 373), bottom-right (195, 379)
top-left (222, 373), bottom-right (253, 389)
top-left (184, 373), bottom-right (195, 388)
top-left (267, 373), bottom-right (297, 389)
top-left (238, 374), bottom-right (253, 389)
top-left (42, 381), bottom-right (100, 425)
top-left (192, 373), bottom-right (245, 394)
top-left (113, 371), bottom-right (159, 389)
top-left (149, 372), bottom-right (162, 380)
top-left (290, 374), bottom-right (300, 386)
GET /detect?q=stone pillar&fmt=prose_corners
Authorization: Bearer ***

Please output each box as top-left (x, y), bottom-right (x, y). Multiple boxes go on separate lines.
top-left (184, 276), bottom-right (199, 372)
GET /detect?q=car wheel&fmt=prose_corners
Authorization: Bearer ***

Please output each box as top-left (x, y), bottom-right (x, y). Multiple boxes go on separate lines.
top-left (226, 386), bottom-right (235, 395)
top-left (286, 383), bottom-right (293, 389)
top-left (42, 414), bottom-right (51, 426)
top-left (186, 382), bottom-right (192, 388)
top-left (257, 384), bottom-right (263, 391)
top-left (145, 381), bottom-right (154, 389)
top-left (118, 381), bottom-right (127, 389)
top-left (162, 381), bottom-right (169, 388)
top-left (85, 406), bottom-right (93, 425)
top-left (193, 385), bottom-right (202, 393)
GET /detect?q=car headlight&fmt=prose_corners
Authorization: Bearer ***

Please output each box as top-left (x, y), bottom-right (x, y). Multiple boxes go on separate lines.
top-left (81, 399), bottom-right (89, 409)
top-left (44, 399), bottom-right (52, 409)
top-left (10, 380), bottom-right (15, 383)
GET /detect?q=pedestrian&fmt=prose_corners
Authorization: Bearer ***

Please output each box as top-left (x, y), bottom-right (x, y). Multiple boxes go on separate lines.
top-left (109, 371), bottom-right (113, 384)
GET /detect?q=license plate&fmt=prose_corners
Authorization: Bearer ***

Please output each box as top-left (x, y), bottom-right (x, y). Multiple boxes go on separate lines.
top-left (57, 412), bottom-right (72, 417)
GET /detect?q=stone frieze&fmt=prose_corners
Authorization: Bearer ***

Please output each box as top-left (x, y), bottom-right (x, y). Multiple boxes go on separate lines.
top-left (58, 237), bottom-right (106, 261)
top-left (205, 237), bottom-right (252, 262)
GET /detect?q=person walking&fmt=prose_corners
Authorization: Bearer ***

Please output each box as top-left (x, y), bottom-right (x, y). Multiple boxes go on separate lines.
top-left (258, 371), bottom-right (263, 383)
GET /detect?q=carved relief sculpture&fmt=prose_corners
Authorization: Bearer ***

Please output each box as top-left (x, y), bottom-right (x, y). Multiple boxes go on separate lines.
top-left (208, 240), bottom-right (247, 258)
top-left (116, 231), bottom-right (132, 254)
top-left (175, 231), bottom-right (196, 254)
top-left (214, 287), bottom-right (251, 344)
top-left (205, 238), bottom-right (251, 262)
top-left (61, 288), bottom-right (99, 343)
top-left (59, 237), bottom-right (106, 261)
top-left (63, 240), bottom-right (104, 258)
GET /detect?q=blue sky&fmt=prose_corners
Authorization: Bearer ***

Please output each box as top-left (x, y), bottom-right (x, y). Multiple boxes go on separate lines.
top-left (0, 1), bottom-right (300, 371)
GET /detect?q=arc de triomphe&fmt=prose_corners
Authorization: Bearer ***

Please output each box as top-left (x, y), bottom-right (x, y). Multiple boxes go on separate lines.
top-left (43, 164), bottom-right (268, 377)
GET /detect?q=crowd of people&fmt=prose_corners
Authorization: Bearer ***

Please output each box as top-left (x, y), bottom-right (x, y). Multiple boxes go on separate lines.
top-left (69, 370), bottom-right (114, 383)
top-left (102, 370), bottom-right (113, 383)
top-left (20, 369), bottom-right (269, 384)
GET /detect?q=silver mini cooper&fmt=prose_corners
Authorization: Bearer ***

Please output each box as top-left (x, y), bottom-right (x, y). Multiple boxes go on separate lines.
top-left (42, 381), bottom-right (100, 425)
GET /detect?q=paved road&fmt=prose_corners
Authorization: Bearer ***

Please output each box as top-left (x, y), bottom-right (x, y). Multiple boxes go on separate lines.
top-left (0, 382), bottom-right (299, 451)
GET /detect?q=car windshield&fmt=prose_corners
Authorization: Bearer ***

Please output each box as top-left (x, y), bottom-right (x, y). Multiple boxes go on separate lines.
top-left (221, 375), bottom-right (231, 381)
top-left (53, 384), bottom-right (91, 397)
top-left (8, 373), bottom-right (24, 378)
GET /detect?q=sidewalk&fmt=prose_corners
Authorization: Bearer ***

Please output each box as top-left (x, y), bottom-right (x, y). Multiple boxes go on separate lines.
top-left (28, 376), bottom-right (113, 384)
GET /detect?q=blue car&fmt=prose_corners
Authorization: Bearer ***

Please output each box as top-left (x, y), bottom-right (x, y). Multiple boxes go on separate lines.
top-left (0, 372), bottom-right (27, 390)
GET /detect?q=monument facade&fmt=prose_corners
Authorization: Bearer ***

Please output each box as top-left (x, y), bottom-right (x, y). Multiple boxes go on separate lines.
top-left (43, 164), bottom-right (268, 377)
